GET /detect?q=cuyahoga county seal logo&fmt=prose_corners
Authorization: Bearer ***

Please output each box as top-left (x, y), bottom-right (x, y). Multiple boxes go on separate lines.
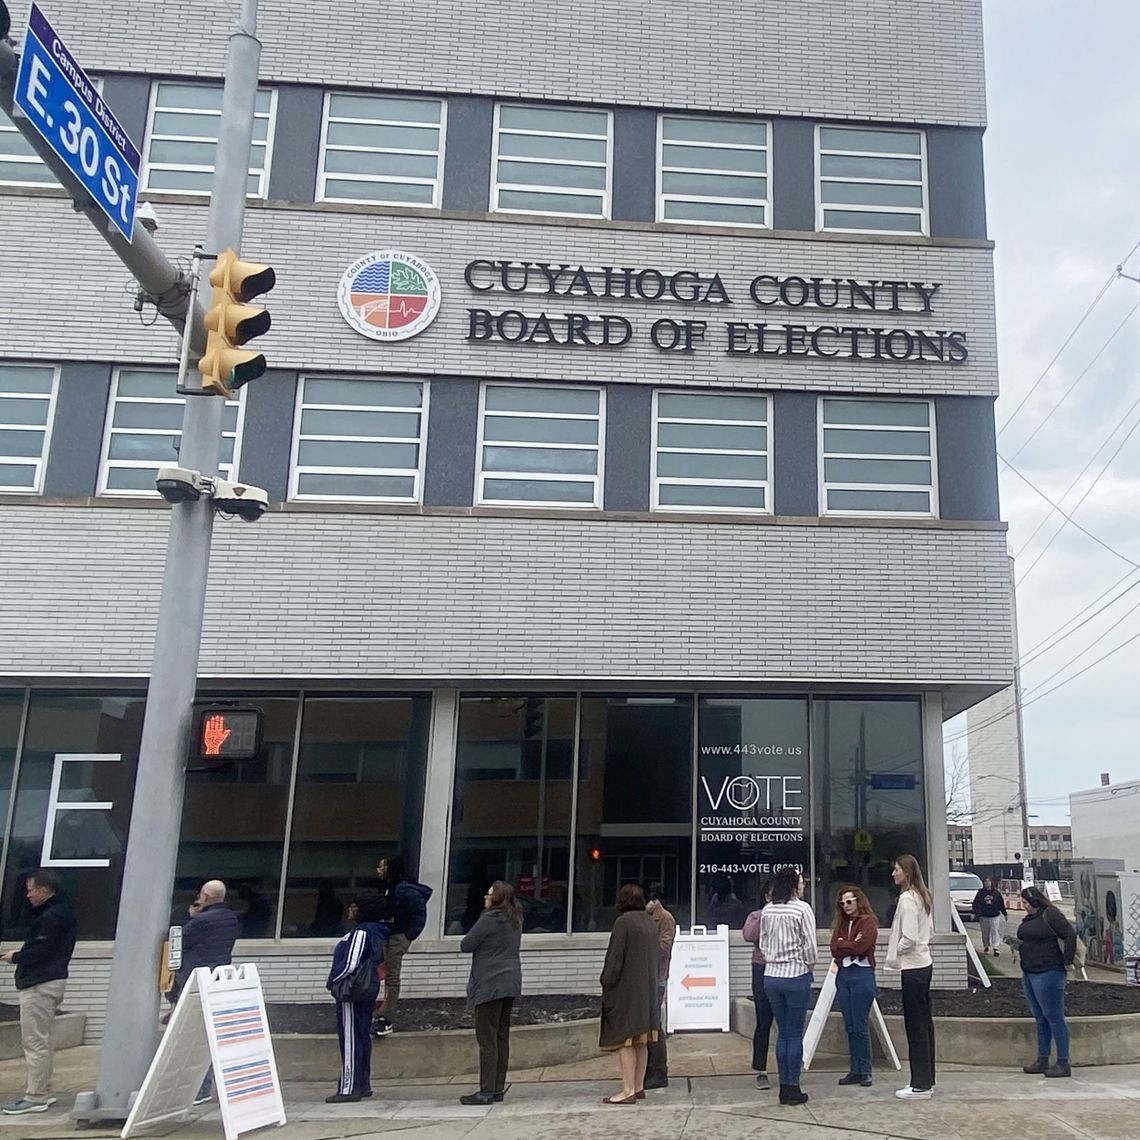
top-left (337, 250), bottom-right (441, 341)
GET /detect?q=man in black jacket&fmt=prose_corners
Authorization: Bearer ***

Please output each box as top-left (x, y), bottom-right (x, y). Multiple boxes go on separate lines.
top-left (371, 855), bottom-right (432, 1037)
top-left (0, 869), bottom-right (76, 1115)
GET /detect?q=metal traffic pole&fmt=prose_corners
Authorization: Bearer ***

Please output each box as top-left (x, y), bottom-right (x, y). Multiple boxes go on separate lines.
top-left (73, 0), bottom-right (261, 1121)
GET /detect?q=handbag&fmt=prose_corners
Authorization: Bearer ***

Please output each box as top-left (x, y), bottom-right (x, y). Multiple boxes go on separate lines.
top-left (328, 941), bottom-right (381, 1003)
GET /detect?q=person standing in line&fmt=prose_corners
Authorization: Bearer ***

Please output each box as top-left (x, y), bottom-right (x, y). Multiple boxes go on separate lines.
top-left (1016, 885), bottom-right (1075, 1078)
top-left (971, 878), bottom-right (1007, 956)
top-left (643, 883), bottom-right (676, 1090)
top-left (886, 854), bottom-right (935, 1101)
top-left (741, 881), bottom-right (775, 1091)
top-left (0, 870), bottom-right (76, 1116)
top-left (599, 884), bottom-right (660, 1105)
top-left (372, 855), bottom-right (432, 1037)
top-left (758, 866), bottom-right (816, 1107)
top-left (830, 886), bottom-right (878, 1088)
top-left (458, 880), bottom-right (523, 1106)
top-left (325, 892), bottom-right (387, 1104)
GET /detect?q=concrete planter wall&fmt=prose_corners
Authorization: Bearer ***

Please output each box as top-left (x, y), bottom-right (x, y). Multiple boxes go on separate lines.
top-left (0, 1013), bottom-right (86, 1060)
top-left (730, 998), bottom-right (1140, 1068)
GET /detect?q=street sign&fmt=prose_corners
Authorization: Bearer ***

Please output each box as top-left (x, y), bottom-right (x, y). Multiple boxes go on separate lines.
top-left (13, 4), bottom-right (139, 238)
top-left (868, 773), bottom-right (916, 791)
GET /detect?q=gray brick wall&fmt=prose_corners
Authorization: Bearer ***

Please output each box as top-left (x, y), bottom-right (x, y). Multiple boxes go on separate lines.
top-left (0, 504), bottom-right (1013, 683)
top-left (18, 1), bottom-right (986, 128)
top-left (0, 934), bottom-right (968, 1043)
top-left (0, 199), bottom-right (998, 398)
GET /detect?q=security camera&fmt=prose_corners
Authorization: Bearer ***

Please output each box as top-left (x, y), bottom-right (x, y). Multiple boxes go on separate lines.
top-left (155, 466), bottom-right (205, 503)
top-left (210, 478), bottom-right (269, 522)
top-left (136, 202), bottom-right (160, 234)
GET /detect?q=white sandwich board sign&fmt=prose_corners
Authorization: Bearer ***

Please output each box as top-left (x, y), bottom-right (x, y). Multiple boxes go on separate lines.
top-left (666, 924), bottom-right (731, 1032)
top-left (122, 963), bottom-right (285, 1140)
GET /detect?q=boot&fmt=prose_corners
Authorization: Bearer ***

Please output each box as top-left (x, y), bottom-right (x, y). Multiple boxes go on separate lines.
top-left (779, 1084), bottom-right (809, 1106)
top-left (1045, 1061), bottom-right (1071, 1078)
top-left (1022, 1057), bottom-right (1049, 1074)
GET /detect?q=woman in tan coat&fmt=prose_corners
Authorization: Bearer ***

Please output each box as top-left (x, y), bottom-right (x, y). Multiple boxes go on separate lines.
top-left (599, 883), bottom-right (661, 1104)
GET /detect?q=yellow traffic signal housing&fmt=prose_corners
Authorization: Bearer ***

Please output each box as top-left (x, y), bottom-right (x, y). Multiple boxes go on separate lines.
top-left (197, 248), bottom-right (276, 398)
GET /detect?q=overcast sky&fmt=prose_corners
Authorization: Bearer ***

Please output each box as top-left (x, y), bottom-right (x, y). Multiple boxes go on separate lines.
top-left (946, 1), bottom-right (1140, 824)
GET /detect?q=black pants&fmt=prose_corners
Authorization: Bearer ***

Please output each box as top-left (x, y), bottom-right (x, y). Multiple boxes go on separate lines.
top-left (901, 966), bottom-right (935, 1091)
top-left (336, 1000), bottom-right (374, 1096)
top-left (646, 982), bottom-right (668, 1080)
top-left (474, 997), bottom-right (513, 1094)
top-left (751, 963), bottom-right (774, 1071)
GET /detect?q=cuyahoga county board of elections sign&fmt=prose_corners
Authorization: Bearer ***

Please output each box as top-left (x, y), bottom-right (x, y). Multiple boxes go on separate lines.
top-left (338, 251), bottom-right (442, 341)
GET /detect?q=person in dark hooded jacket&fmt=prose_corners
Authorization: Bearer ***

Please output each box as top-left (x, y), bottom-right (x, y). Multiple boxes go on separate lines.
top-left (326, 891), bottom-right (388, 1104)
top-left (371, 855), bottom-right (432, 1036)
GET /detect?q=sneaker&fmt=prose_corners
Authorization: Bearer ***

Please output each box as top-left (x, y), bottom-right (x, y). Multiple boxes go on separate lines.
top-left (1, 1099), bottom-right (54, 1115)
top-left (192, 1095), bottom-right (212, 1106)
top-left (325, 1093), bottom-right (362, 1104)
top-left (754, 1071), bottom-right (770, 1090)
top-left (860, 1076), bottom-right (873, 1087)
top-left (895, 1086), bottom-right (933, 1100)
top-left (1045, 1062), bottom-right (1071, 1078)
top-left (370, 1016), bottom-right (394, 1037)
top-left (837, 1073), bottom-right (862, 1086)
top-left (1023, 1058), bottom-right (1049, 1074)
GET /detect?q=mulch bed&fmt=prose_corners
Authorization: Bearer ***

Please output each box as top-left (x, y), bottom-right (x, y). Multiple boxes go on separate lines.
top-left (872, 978), bottom-right (1140, 1018)
top-left (266, 995), bottom-right (598, 1034)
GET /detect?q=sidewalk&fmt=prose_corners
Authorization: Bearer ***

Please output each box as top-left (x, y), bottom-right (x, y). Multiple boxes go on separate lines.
top-left (2, 1037), bottom-right (1140, 1140)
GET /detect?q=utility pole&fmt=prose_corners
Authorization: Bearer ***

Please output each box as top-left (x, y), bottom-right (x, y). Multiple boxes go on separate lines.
top-left (72, 0), bottom-right (261, 1121)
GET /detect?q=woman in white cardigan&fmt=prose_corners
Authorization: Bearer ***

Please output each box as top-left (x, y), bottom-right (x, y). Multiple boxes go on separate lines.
top-left (885, 854), bottom-right (934, 1100)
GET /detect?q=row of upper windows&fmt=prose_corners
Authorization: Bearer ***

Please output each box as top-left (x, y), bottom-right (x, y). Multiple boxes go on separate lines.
top-left (1, 364), bottom-right (938, 517)
top-left (0, 83), bottom-right (929, 236)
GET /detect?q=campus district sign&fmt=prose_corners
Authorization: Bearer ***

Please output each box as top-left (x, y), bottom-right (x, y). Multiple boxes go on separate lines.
top-left (666, 925), bottom-right (731, 1032)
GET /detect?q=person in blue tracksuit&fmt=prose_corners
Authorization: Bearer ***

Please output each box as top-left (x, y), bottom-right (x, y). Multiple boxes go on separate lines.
top-left (326, 892), bottom-right (387, 1104)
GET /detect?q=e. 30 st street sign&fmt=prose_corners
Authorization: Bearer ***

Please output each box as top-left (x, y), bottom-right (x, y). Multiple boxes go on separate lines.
top-left (14, 4), bottom-right (139, 238)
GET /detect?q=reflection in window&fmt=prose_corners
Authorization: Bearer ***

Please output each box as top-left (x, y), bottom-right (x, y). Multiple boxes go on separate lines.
top-left (813, 699), bottom-right (926, 923)
top-left (696, 697), bottom-right (809, 925)
top-left (0, 693), bottom-right (24, 921)
top-left (573, 696), bottom-right (692, 933)
top-left (175, 698), bottom-right (297, 938)
top-left (446, 696), bottom-right (574, 934)
top-left (281, 696), bottom-right (431, 937)
top-left (4, 694), bottom-right (144, 941)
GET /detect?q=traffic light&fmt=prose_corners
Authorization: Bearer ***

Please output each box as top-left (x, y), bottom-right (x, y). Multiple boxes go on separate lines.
top-left (197, 248), bottom-right (276, 398)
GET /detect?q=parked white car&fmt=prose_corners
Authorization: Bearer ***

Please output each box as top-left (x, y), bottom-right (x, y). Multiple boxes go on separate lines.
top-left (949, 871), bottom-right (983, 920)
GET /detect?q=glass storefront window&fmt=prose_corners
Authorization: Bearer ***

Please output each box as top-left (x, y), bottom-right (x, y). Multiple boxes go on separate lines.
top-left (4, 693), bottom-right (144, 940)
top-left (0, 692), bottom-right (25, 924)
top-left (175, 697), bottom-right (298, 938)
top-left (281, 695), bottom-right (431, 937)
top-left (696, 697), bottom-right (809, 926)
top-left (573, 696), bottom-right (693, 933)
top-left (446, 695), bottom-right (574, 935)
top-left (813, 698), bottom-right (926, 925)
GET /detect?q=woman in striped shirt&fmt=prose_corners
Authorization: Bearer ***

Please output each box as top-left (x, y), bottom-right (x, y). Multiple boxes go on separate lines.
top-left (758, 866), bottom-right (817, 1106)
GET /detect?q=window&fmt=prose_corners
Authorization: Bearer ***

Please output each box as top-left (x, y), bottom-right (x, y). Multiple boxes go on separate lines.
top-left (492, 104), bottom-right (610, 218)
top-left (99, 369), bottom-right (241, 495)
top-left (820, 398), bottom-right (937, 516)
top-left (816, 125), bottom-right (926, 234)
top-left (0, 77), bottom-right (102, 187)
top-left (0, 364), bottom-right (58, 493)
top-left (290, 376), bottom-right (427, 502)
top-left (143, 82), bottom-right (275, 196)
top-left (318, 93), bottom-right (444, 206)
top-left (653, 391), bottom-right (769, 512)
top-left (657, 115), bottom-right (769, 227)
top-left (477, 383), bottom-right (603, 507)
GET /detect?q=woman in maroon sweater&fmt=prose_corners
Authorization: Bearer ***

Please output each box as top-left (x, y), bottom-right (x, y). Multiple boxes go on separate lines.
top-left (829, 887), bottom-right (879, 1087)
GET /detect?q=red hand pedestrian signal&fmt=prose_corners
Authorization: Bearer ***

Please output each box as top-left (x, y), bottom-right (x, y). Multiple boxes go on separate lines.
top-left (202, 714), bottom-right (231, 756)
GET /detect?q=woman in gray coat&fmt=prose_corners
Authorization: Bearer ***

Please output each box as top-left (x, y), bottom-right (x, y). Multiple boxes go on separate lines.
top-left (458, 880), bottom-right (523, 1106)
top-left (599, 883), bottom-right (661, 1105)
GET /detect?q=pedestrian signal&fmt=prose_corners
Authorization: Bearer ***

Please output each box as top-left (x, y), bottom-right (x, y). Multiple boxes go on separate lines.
top-left (194, 706), bottom-right (262, 762)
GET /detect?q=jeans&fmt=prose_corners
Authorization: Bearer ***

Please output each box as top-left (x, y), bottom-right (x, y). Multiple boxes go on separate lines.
top-left (751, 964), bottom-right (774, 1072)
top-left (1022, 969), bottom-right (1069, 1062)
top-left (763, 973), bottom-right (811, 1086)
top-left (901, 966), bottom-right (935, 1091)
top-left (835, 965), bottom-right (876, 1076)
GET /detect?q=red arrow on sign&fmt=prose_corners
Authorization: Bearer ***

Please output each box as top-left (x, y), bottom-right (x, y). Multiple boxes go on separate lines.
top-left (681, 974), bottom-right (717, 989)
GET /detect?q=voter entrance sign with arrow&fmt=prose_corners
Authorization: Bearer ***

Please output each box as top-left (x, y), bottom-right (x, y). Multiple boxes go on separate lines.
top-left (666, 924), bottom-right (731, 1032)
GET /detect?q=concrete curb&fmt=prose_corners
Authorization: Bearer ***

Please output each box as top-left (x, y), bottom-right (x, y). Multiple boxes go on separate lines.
top-left (0, 1013), bottom-right (86, 1060)
top-left (730, 997), bottom-right (1140, 1067)
top-left (273, 1018), bottom-right (602, 1081)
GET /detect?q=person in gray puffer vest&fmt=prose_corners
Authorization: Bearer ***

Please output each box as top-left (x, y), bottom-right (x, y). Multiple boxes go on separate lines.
top-left (457, 880), bottom-right (523, 1105)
